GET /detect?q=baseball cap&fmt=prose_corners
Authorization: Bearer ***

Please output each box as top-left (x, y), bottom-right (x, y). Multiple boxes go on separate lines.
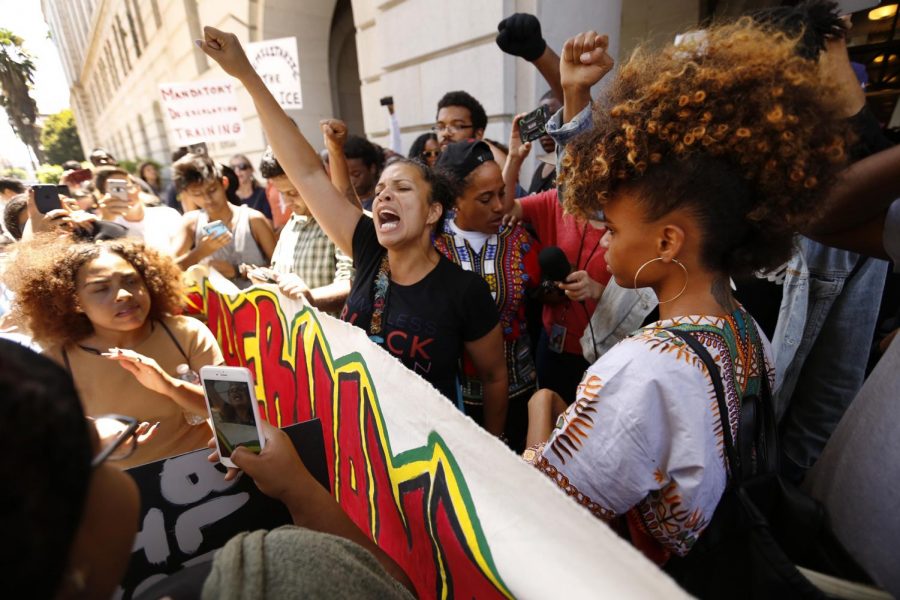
top-left (435, 140), bottom-right (494, 180)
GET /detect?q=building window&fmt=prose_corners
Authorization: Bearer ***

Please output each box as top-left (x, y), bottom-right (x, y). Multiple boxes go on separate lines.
top-left (130, 0), bottom-right (148, 47)
top-left (125, 2), bottom-right (142, 58)
top-left (105, 42), bottom-right (121, 87)
top-left (126, 123), bottom-right (138, 158)
top-left (151, 0), bottom-right (162, 29)
top-left (114, 15), bottom-right (133, 72)
top-left (152, 101), bottom-right (171, 155)
top-left (137, 113), bottom-right (152, 157)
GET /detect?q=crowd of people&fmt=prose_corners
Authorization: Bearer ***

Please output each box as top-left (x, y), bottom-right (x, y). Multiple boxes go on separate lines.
top-left (1, 2), bottom-right (898, 598)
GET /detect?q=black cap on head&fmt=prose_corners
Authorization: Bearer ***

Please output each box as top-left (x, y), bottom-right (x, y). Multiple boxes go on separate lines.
top-left (435, 140), bottom-right (494, 180)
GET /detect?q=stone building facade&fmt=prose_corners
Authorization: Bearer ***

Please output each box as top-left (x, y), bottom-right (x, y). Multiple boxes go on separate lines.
top-left (42, 0), bottom-right (700, 183)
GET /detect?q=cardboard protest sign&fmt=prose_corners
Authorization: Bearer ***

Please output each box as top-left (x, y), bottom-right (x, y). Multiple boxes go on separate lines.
top-left (246, 37), bottom-right (303, 109)
top-left (159, 80), bottom-right (243, 145)
top-left (181, 270), bottom-right (689, 598)
top-left (119, 420), bottom-right (328, 599)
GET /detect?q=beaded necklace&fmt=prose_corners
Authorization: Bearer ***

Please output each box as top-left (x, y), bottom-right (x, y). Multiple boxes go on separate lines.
top-left (368, 254), bottom-right (391, 344)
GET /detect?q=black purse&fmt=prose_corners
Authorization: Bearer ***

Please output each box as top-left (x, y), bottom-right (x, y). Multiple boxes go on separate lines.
top-left (663, 330), bottom-right (872, 599)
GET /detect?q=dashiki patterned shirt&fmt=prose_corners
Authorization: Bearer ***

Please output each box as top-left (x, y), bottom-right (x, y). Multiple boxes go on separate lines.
top-left (434, 222), bottom-right (541, 402)
top-left (527, 308), bottom-right (773, 560)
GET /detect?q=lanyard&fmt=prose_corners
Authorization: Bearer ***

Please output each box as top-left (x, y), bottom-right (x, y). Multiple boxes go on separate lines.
top-left (574, 222), bottom-right (601, 273)
top-left (368, 254), bottom-right (391, 344)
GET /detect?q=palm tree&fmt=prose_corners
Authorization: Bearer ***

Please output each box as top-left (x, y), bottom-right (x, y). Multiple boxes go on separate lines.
top-left (0, 29), bottom-right (45, 166)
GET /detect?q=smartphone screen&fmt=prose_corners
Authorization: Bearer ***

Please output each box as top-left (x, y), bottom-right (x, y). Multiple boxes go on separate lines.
top-left (107, 178), bottom-right (128, 200)
top-left (33, 184), bottom-right (61, 214)
top-left (203, 221), bottom-right (229, 237)
top-left (202, 379), bottom-right (263, 457)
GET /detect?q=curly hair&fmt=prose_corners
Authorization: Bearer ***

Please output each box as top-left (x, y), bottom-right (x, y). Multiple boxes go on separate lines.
top-left (4, 236), bottom-right (185, 349)
top-left (560, 17), bottom-right (850, 276)
top-left (751, 0), bottom-right (847, 60)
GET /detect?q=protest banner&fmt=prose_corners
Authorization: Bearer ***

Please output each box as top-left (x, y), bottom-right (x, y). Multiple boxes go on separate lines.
top-left (119, 420), bottom-right (329, 599)
top-left (177, 269), bottom-right (689, 598)
top-left (246, 37), bottom-right (303, 109)
top-left (159, 80), bottom-right (243, 145)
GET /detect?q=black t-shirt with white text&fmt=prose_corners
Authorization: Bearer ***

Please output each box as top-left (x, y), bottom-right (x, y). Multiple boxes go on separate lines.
top-left (341, 216), bottom-right (499, 403)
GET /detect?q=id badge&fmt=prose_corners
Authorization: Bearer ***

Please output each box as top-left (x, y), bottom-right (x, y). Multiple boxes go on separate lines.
top-left (548, 323), bottom-right (567, 354)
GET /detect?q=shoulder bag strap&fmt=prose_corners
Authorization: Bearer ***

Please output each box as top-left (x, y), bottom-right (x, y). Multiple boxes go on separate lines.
top-left (61, 346), bottom-right (73, 374)
top-left (750, 327), bottom-right (779, 474)
top-left (157, 319), bottom-right (190, 363)
top-left (670, 329), bottom-right (743, 484)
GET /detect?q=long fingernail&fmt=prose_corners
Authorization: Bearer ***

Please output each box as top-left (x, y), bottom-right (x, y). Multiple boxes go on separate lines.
top-left (194, 39), bottom-right (202, 48)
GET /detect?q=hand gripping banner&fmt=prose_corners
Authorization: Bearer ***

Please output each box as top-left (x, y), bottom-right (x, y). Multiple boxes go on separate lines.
top-left (181, 268), bottom-right (688, 599)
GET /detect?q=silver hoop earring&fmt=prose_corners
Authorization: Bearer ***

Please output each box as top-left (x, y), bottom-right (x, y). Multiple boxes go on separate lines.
top-left (632, 257), bottom-right (689, 304)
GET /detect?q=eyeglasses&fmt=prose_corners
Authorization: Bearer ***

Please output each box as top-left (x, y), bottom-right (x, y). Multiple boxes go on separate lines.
top-left (431, 123), bottom-right (473, 135)
top-left (232, 163), bottom-right (252, 171)
top-left (421, 150), bottom-right (440, 159)
top-left (90, 414), bottom-right (139, 468)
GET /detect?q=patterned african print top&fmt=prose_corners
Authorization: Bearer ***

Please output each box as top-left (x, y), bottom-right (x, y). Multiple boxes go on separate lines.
top-left (528, 308), bottom-right (773, 559)
top-left (433, 222), bottom-right (540, 341)
top-left (433, 222), bottom-right (541, 401)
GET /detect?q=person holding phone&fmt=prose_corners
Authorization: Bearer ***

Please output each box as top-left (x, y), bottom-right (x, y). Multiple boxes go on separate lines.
top-left (1, 339), bottom-right (416, 599)
top-left (92, 166), bottom-right (183, 255)
top-left (3, 235), bottom-right (224, 467)
top-left (503, 117), bottom-right (612, 405)
top-left (171, 154), bottom-right (276, 289)
top-left (196, 27), bottom-right (509, 437)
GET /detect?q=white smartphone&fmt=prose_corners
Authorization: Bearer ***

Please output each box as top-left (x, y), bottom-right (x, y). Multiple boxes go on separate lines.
top-left (199, 365), bottom-right (266, 468)
top-left (107, 178), bottom-right (129, 200)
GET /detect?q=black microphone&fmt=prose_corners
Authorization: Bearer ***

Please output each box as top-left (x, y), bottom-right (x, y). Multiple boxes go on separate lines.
top-left (539, 246), bottom-right (571, 283)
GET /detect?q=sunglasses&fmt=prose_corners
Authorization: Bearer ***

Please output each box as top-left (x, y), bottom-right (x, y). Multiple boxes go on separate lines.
top-left (421, 150), bottom-right (440, 159)
top-left (233, 163), bottom-right (252, 171)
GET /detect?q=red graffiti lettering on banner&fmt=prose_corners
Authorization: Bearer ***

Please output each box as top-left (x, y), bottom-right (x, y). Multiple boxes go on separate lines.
top-left (181, 277), bottom-right (512, 599)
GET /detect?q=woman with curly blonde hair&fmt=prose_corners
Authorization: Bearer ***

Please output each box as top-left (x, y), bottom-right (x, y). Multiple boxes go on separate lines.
top-left (524, 18), bottom-right (850, 564)
top-left (4, 236), bottom-right (224, 466)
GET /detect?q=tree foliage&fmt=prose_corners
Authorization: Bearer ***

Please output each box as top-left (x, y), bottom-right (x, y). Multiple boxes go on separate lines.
top-left (35, 163), bottom-right (63, 184)
top-left (41, 109), bottom-right (84, 164)
top-left (0, 166), bottom-right (27, 180)
top-left (0, 29), bottom-right (45, 164)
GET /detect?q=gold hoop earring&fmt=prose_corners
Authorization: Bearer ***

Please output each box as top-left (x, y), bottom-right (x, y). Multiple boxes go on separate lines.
top-left (632, 257), bottom-right (689, 304)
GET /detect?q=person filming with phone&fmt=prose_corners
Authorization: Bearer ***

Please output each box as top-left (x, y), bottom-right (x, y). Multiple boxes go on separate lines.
top-left (3, 235), bottom-right (225, 467)
top-left (172, 153), bottom-right (276, 288)
top-left (93, 166), bottom-right (183, 255)
top-left (0, 339), bottom-right (416, 599)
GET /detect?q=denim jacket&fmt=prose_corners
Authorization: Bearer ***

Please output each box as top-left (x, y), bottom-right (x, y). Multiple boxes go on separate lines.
top-left (545, 104), bottom-right (659, 358)
top-left (545, 104), bottom-right (592, 204)
top-left (774, 237), bottom-right (888, 479)
top-left (885, 199), bottom-right (900, 270)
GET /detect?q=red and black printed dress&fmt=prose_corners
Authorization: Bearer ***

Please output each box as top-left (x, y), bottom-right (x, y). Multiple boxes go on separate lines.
top-left (434, 220), bottom-right (541, 442)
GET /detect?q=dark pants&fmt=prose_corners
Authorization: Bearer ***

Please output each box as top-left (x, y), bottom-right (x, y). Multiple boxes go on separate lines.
top-left (535, 329), bottom-right (589, 405)
top-left (465, 386), bottom-right (532, 453)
